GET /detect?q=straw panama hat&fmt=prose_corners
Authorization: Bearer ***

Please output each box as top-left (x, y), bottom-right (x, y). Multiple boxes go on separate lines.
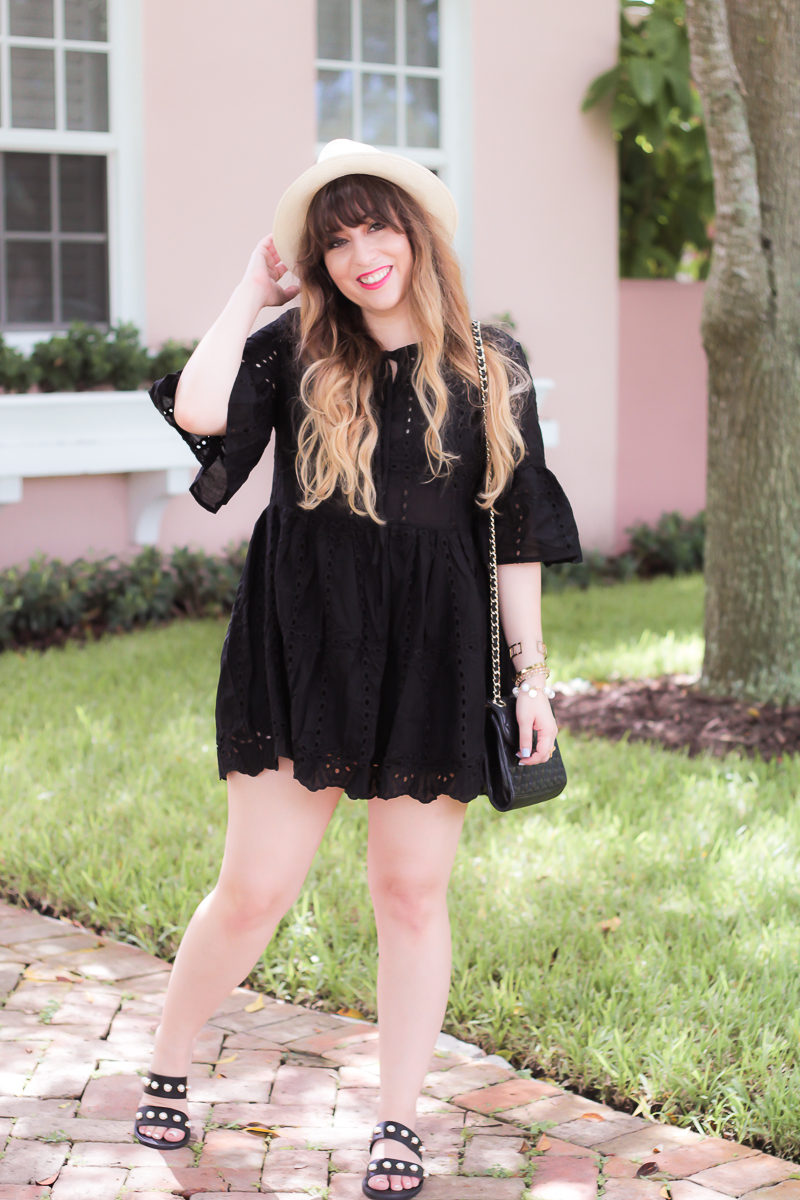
top-left (272, 139), bottom-right (459, 270)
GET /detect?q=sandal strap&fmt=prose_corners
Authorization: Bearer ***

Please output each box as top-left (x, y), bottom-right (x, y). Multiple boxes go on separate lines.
top-left (369, 1118), bottom-right (424, 1155)
top-left (366, 1157), bottom-right (425, 1179)
top-left (135, 1104), bottom-right (190, 1131)
top-left (142, 1071), bottom-right (189, 1100)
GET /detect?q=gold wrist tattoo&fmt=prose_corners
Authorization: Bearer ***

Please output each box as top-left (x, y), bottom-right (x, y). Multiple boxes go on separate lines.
top-left (508, 642), bottom-right (522, 661)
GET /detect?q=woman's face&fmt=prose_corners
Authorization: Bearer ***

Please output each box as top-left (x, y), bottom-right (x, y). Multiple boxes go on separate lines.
top-left (323, 219), bottom-right (414, 326)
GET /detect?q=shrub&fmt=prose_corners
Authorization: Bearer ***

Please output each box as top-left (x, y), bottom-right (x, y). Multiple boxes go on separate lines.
top-left (583, 0), bottom-right (714, 280)
top-left (0, 543), bottom-right (248, 652)
top-left (104, 322), bottom-right (151, 390)
top-left (4, 323), bottom-right (196, 394)
top-left (29, 323), bottom-right (111, 392)
top-left (626, 510), bottom-right (705, 576)
top-left (541, 510), bottom-right (704, 592)
top-left (0, 337), bottom-right (40, 392)
top-left (0, 555), bottom-right (108, 644)
top-left (543, 548), bottom-right (639, 592)
top-left (170, 546), bottom-right (248, 618)
top-left (104, 547), bottom-right (179, 630)
top-left (149, 339), bottom-right (197, 380)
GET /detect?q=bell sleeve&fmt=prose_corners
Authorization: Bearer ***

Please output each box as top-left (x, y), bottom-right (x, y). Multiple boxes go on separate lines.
top-left (149, 309), bottom-right (293, 513)
top-left (488, 329), bottom-right (582, 566)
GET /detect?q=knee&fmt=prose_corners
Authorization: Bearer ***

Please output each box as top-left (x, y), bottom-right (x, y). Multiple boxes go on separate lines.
top-left (212, 873), bottom-right (299, 935)
top-left (369, 871), bottom-right (448, 935)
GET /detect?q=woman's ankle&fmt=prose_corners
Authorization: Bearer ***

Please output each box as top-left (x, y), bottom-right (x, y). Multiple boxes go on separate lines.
top-left (145, 1025), bottom-right (193, 1081)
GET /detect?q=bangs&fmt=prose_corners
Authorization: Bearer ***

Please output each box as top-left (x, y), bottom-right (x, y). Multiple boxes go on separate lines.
top-left (306, 175), bottom-right (406, 250)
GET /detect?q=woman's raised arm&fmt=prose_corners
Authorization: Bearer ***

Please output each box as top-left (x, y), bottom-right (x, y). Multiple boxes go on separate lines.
top-left (174, 235), bottom-right (300, 436)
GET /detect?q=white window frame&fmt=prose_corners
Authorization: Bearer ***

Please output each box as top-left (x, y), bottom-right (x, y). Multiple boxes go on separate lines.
top-left (315, 0), bottom-right (473, 288)
top-left (0, 0), bottom-right (144, 348)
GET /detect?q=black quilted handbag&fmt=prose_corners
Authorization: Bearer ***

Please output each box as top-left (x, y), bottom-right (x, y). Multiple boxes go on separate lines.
top-left (473, 320), bottom-right (568, 813)
top-left (485, 699), bottom-right (567, 811)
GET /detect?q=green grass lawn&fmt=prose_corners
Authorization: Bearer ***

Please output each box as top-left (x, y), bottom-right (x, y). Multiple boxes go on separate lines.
top-left (2, 573), bottom-right (800, 1157)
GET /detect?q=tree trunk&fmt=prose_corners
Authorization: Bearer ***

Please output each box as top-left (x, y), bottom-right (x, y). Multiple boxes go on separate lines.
top-left (684, 0), bottom-right (800, 703)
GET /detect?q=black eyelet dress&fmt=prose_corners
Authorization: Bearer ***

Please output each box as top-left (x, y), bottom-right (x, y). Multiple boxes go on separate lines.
top-left (150, 309), bottom-right (581, 804)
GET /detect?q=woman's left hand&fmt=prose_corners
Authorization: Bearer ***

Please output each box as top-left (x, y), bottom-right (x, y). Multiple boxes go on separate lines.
top-left (515, 689), bottom-right (558, 765)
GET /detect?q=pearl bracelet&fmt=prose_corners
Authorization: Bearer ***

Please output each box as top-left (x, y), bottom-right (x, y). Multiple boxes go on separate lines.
top-left (512, 678), bottom-right (542, 698)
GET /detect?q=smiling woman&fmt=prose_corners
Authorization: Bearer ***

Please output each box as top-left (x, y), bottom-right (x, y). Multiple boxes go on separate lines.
top-left (139, 139), bottom-right (581, 1195)
top-left (323, 217), bottom-right (414, 334)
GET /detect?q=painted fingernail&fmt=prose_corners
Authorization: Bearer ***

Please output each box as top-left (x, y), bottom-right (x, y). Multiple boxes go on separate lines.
top-left (519, 748), bottom-right (531, 758)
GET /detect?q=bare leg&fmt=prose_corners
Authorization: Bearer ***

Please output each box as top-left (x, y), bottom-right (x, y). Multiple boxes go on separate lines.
top-left (137, 757), bottom-right (342, 1141)
top-left (365, 793), bottom-right (467, 1192)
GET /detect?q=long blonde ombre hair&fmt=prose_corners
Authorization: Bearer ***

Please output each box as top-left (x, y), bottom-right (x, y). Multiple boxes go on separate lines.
top-left (295, 174), bottom-right (529, 523)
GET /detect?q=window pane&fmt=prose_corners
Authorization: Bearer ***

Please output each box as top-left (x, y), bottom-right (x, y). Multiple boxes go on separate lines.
top-left (406, 75), bottom-right (439, 147)
top-left (362, 0), bottom-right (395, 64)
top-left (65, 0), bottom-right (108, 41)
top-left (362, 72), bottom-right (396, 145)
top-left (61, 242), bottom-right (108, 323)
top-left (65, 50), bottom-right (109, 131)
top-left (10, 48), bottom-right (56, 129)
top-left (406, 0), bottom-right (438, 68)
top-left (59, 155), bottom-right (107, 232)
top-left (5, 154), bottom-right (51, 232)
top-left (317, 69), bottom-right (353, 141)
top-left (9, 0), bottom-right (54, 38)
top-left (317, 0), bottom-right (351, 61)
top-left (7, 242), bottom-right (54, 324)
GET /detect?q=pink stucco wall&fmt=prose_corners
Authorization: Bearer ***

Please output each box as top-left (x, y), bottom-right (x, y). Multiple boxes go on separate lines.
top-left (615, 279), bottom-right (707, 550)
top-left (0, 477), bottom-right (127, 567)
top-left (156, 457), bottom-right (274, 556)
top-left (0, 460), bottom-right (275, 571)
top-left (142, 0), bottom-right (317, 347)
top-left (472, 0), bottom-right (620, 554)
top-left (140, 0), bottom-right (316, 554)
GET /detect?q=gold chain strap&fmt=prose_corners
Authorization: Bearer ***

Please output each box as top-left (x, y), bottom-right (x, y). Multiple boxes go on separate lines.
top-left (471, 320), bottom-right (504, 707)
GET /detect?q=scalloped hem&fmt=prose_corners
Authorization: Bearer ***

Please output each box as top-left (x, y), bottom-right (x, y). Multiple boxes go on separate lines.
top-left (217, 735), bottom-right (484, 805)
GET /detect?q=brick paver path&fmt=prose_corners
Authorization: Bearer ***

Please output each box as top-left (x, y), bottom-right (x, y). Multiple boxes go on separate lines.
top-left (0, 899), bottom-right (798, 1198)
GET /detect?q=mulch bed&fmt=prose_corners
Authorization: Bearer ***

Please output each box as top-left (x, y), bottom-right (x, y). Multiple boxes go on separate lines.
top-left (551, 674), bottom-right (800, 760)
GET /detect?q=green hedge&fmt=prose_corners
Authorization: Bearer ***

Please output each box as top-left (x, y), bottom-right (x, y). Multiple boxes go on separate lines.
top-left (0, 545), bottom-right (248, 652)
top-left (0, 511), bottom-right (704, 653)
top-left (0, 322), bottom-right (195, 393)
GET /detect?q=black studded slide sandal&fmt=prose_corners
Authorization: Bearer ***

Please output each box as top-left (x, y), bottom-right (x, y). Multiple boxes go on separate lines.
top-left (133, 1071), bottom-right (191, 1150)
top-left (362, 1118), bottom-right (426, 1199)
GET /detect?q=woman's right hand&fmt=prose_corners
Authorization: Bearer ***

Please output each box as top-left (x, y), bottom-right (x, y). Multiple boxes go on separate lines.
top-left (241, 234), bottom-right (301, 309)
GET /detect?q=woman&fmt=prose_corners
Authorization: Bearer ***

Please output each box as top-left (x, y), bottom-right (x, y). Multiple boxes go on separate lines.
top-left (136, 140), bottom-right (581, 1197)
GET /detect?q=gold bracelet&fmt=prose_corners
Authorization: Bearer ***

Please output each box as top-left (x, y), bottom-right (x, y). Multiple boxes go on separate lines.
top-left (514, 663), bottom-right (549, 685)
top-left (512, 664), bottom-right (551, 698)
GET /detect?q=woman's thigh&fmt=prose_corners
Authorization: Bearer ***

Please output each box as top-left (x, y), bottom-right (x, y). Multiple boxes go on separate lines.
top-left (216, 757), bottom-right (343, 910)
top-left (366, 793), bottom-right (468, 908)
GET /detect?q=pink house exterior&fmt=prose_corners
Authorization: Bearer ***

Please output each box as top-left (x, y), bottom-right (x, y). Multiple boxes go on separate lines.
top-left (0, 0), bottom-right (707, 569)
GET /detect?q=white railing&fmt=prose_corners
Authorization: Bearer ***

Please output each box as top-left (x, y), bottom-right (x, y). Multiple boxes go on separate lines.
top-left (0, 392), bottom-right (195, 545)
